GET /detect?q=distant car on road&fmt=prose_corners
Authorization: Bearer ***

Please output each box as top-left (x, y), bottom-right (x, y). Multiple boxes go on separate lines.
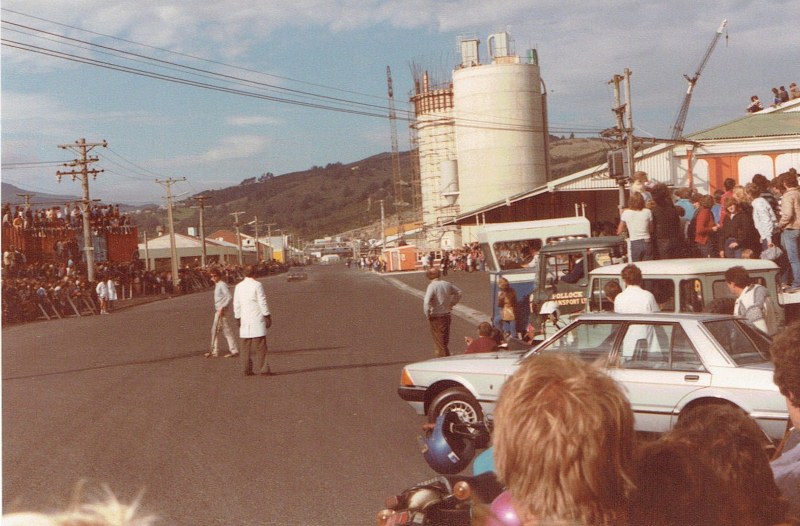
top-left (399, 312), bottom-right (788, 440)
top-left (286, 266), bottom-right (308, 282)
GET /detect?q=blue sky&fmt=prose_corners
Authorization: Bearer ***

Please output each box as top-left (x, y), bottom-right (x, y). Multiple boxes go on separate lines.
top-left (2, 0), bottom-right (798, 205)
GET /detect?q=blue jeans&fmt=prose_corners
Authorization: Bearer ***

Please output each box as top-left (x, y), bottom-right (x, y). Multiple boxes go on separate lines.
top-left (630, 239), bottom-right (653, 262)
top-left (781, 229), bottom-right (800, 287)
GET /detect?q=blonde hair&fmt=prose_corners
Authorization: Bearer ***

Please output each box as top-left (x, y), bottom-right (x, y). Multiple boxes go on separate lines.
top-left (493, 354), bottom-right (635, 525)
top-left (3, 484), bottom-right (156, 526)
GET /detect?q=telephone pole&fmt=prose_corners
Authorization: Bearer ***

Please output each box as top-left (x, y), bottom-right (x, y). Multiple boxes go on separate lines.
top-left (606, 70), bottom-right (635, 212)
top-left (156, 177), bottom-right (186, 290)
top-left (231, 211), bottom-right (245, 265)
top-left (191, 195), bottom-right (210, 267)
top-left (57, 138), bottom-right (107, 283)
top-left (264, 222), bottom-right (276, 261)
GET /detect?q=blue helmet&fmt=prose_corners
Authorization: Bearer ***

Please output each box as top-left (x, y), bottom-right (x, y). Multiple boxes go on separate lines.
top-left (422, 412), bottom-right (476, 474)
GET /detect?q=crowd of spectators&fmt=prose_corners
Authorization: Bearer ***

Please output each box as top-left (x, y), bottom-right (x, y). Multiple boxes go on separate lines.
top-left (617, 168), bottom-right (800, 291)
top-left (747, 82), bottom-right (799, 112)
top-left (1, 257), bottom-right (288, 326)
top-left (1, 202), bottom-right (134, 235)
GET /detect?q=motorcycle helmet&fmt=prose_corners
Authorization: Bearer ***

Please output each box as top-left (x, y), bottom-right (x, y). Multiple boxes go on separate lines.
top-left (422, 412), bottom-right (476, 474)
top-left (539, 300), bottom-right (560, 316)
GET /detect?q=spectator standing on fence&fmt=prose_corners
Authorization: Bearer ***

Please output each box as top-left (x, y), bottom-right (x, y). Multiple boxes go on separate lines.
top-left (206, 268), bottom-right (239, 358)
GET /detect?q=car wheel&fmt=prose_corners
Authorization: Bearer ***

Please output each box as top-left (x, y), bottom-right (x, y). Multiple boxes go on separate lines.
top-left (427, 387), bottom-right (488, 448)
top-left (428, 387), bottom-right (482, 423)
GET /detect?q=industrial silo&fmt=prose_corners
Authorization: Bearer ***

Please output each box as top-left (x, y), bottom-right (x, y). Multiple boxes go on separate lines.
top-left (453, 32), bottom-right (547, 213)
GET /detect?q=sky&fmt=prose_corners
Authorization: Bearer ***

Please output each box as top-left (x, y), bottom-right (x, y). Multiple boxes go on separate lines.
top-left (2, 0), bottom-right (798, 205)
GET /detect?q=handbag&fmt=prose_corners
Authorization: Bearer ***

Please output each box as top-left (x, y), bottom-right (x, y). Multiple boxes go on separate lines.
top-left (501, 304), bottom-right (515, 321)
top-left (760, 245), bottom-right (783, 261)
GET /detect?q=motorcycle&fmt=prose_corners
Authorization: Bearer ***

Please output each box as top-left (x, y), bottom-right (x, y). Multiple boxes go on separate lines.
top-left (376, 413), bottom-right (502, 526)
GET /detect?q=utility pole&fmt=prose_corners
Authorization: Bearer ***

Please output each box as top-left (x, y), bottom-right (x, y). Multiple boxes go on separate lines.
top-left (253, 215), bottom-right (260, 261)
top-left (264, 222), bottom-right (276, 261)
top-left (57, 138), bottom-right (107, 283)
top-left (606, 72), bottom-right (635, 212)
top-left (156, 177), bottom-right (186, 290)
top-left (379, 199), bottom-right (386, 250)
top-left (191, 196), bottom-right (210, 267)
top-left (231, 211), bottom-right (245, 265)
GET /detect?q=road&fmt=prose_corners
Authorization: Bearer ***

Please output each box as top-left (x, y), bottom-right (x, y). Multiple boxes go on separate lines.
top-left (2, 265), bottom-right (489, 525)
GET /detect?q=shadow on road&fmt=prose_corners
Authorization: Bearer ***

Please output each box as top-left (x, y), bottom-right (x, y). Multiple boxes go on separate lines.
top-left (2, 351), bottom-right (200, 381)
top-left (266, 359), bottom-right (411, 377)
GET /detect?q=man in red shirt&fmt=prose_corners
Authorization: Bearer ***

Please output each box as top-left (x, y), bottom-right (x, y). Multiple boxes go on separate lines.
top-left (464, 322), bottom-right (500, 354)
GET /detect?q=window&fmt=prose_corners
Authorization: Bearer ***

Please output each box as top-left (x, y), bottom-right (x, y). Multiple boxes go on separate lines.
top-left (589, 278), bottom-right (620, 312)
top-left (643, 279), bottom-right (675, 312)
top-left (538, 321), bottom-right (621, 364)
top-left (704, 319), bottom-right (771, 365)
top-left (493, 239), bottom-right (543, 270)
top-left (616, 323), bottom-right (703, 371)
top-left (679, 279), bottom-right (704, 313)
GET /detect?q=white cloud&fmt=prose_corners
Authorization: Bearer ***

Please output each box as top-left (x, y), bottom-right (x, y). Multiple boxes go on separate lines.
top-left (225, 115), bottom-right (283, 126)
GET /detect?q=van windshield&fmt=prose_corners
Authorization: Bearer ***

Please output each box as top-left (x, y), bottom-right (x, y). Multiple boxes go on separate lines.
top-left (492, 239), bottom-right (543, 270)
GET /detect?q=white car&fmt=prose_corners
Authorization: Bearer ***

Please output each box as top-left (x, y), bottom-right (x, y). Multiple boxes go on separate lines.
top-left (399, 312), bottom-right (789, 440)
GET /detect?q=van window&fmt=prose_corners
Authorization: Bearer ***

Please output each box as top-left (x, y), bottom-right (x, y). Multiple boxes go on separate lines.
top-left (545, 251), bottom-right (586, 285)
top-left (679, 279), bottom-right (705, 313)
top-left (588, 278), bottom-right (620, 312)
top-left (493, 239), bottom-right (542, 270)
top-left (643, 279), bottom-right (675, 312)
top-left (712, 276), bottom-right (767, 300)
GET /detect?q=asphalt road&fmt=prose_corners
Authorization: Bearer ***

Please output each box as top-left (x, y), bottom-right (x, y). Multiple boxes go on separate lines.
top-left (2, 265), bottom-right (490, 525)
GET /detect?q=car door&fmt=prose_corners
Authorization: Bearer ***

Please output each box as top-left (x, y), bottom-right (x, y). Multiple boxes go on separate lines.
top-left (606, 321), bottom-right (711, 433)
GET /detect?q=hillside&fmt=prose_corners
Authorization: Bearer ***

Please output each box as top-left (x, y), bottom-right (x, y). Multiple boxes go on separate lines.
top-left (161, 137), bottom-right (610, 240)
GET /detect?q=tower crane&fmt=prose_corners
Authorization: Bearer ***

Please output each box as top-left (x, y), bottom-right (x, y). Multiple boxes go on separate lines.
top-left (387, 66), bottom-right (407, 239)
top-left (670, 19), bottom-right (728, 140)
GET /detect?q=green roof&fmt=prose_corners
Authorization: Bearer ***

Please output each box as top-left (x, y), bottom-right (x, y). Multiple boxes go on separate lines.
top-left (688, 112), bottom-right (800, 140)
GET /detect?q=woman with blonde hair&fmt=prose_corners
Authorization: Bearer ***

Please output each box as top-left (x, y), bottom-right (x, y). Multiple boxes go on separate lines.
top-left (489, 354), bottom-right (635, 525)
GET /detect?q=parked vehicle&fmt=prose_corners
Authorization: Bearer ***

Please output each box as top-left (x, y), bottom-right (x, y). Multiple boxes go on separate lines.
top-left (474, 216), bottom-right (626, 335)
top-left (398, 312), bottom-right (789, 441)
top-left (286, 266), bottom-right (308, 281)
top-left (585, 258), bottom-right (788, 326)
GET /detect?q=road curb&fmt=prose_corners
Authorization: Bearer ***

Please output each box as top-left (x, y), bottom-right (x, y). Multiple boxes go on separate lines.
top-left (383, 277), bottom-right (490, 327)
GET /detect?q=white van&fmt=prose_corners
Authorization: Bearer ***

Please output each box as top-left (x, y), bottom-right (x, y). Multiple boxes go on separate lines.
top-left (586, 258), bottom-right (786, 328)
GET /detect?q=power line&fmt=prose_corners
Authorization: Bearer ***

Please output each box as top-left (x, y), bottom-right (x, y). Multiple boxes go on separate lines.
top-left (1, 16), bottom-right (605, 135)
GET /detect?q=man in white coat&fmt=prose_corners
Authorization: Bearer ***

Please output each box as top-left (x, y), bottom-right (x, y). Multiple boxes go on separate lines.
top-left (95, 275), bottom-right (109, 315)
top-left (233, 265), bottom-right (273, 376)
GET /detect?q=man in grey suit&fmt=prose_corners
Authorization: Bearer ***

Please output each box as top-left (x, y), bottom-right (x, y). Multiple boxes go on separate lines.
top-left (233, 265), bottom-right (274, 376)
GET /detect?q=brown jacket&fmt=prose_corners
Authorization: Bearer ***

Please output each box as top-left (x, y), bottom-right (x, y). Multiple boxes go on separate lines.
top-left (779, 187), bottom-right (800, 230)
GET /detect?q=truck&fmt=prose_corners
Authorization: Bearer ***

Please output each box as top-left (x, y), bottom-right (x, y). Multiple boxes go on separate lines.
top-left (475, 217), bottom-right (627, 336)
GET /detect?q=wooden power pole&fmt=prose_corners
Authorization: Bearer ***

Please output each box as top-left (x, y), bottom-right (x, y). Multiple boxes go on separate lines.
top-left (57, 138), bottom-right (107, 283)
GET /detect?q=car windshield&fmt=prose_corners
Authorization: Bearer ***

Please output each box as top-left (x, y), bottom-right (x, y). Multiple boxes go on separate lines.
top-left (702, 319), bottom-right (771, 365)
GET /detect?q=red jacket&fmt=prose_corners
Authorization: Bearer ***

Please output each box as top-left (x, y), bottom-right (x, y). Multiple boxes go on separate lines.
top-left (694, 207), bottom-right (716, 245)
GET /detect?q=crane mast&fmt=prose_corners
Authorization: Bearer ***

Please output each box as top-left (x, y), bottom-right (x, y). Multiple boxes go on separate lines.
top-left (670, 19), bottom-right (728, 140)
top-left (387, 66), bottom-right (406, 241)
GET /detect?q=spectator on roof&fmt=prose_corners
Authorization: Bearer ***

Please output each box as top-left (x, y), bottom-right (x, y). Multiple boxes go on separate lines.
top-left (746, 95), bottom-right (763, 113)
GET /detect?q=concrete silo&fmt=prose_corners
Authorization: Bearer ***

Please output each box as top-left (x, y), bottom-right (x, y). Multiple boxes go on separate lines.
top-left (453, 32), bottom-right (548, 214)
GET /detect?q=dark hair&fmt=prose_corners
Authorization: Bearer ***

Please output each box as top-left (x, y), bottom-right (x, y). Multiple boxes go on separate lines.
top-left (723, 178), bottom-right (736, 191)
top-left (603, 280), bottom-right (622, 301)
top-left (478, 321), bottom-right (493, 337)
top-left (670, 404), bottom-right (788, 525)
top-left (243, 265), bottom-right (255, 277)
top-left (782, 171), bottom-right (799, 188)
top-left (724, 265), bottom-right (750, 288)
top-left (621, 264), bottom-right (642, 286)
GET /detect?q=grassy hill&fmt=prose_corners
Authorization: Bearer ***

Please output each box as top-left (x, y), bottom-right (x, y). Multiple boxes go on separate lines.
top-left (163, 137), bottom-right (610, 241)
